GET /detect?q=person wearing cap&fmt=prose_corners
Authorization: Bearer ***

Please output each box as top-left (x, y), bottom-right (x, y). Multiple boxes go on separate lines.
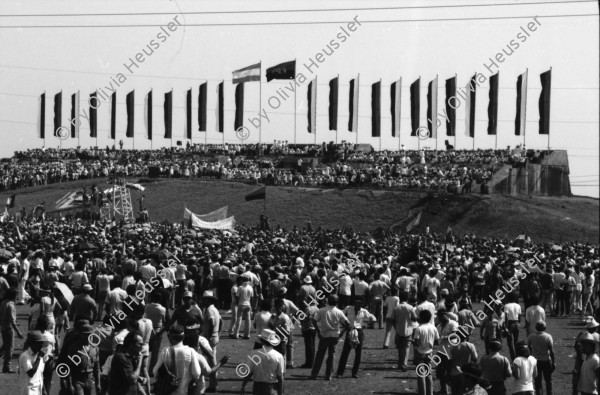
top-left (70, 283), bottom-right (98, 322)
top-left (480, 339), bottom-right (512, 395)
top-left (573, 318), bottom-right (600, 395)
top-left (201, 290), bottom-right (222, 392)
top-left (233, 275), bottom-right (254, 339)
top-left (64, 323), bottom-right (101, 395)
top-left (153, 325), bottom-right (201, 395)
top-left (527, 320), bottom-right (555, 395)
top-left (169, 290), bottom-right (204, 329)
top-left (18, 330), bottom-right (47, 395)
top-left (577, 332), bottom-right (599, 395)
top-left (0, 288), bottom-right (24, 373)
top-left (310, 294), bottom-right (350, 381)
top-left (240, 328), bottom-right (285, 395)
top-left (448, 327), bottom-right (478, 395)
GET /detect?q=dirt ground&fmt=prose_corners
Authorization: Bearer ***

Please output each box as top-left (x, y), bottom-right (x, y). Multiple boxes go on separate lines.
top-left (0, 301), bottom-right (586, 395)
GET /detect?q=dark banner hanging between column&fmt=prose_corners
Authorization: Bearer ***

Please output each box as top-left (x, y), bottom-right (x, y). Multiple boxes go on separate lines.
top-left (217, 82), bottom-right (224, 133)
top-left (186, 89), bottom-right (192, 139)
top-left (110, 93), bottom-right (116, 140)
top-left (234, 83), bottom-right (244, 131)
top-left (198, 83), bottom-right (207, 132)
top-left (90, 92), bottom-right (98, 138)
top-left (487, 73), bottom-right (498, 135)
top-left (467, 75), bottom-right (476, 138)
top-left (329, 77), bottom-right (338, 131)
top-left (145, 91), bottom-right (152, 140)
top-left (126, 91), bottom-right (134, 138)
top-left (54, 92), bottom-right (62, 137)
top-left (164, 91), bottom-right (172, 139)
top-left (445, 77), bottom-right (456, 136)
top-left (390, 80), bottom-right (401, 137)
top-left (538, 69), bottom-right (551, 135)
top-left (410, 78), bottom-right (420, 136)
top-left (515, 73), bottom-right (527, 136)
top-left (71, 93), bottom-right (77, 138)
top-left (371, 81), bottom-right (381, 137)
top-left (39, 93), bottom-right (45, 139)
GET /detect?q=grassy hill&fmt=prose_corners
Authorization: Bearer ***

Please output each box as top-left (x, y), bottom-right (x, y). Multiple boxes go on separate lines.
top-left (1, 178), bottom-right (598, 243)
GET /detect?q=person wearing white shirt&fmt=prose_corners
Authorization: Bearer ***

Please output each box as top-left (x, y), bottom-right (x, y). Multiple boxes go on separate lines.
top-left (394, 292), bottom-right (417, 371)
top-left (504, 293), bottom-right (523, 361)
top-left (413, 310), bottom-right (439, 395)
top-left (335, 300), bottom-right (375, 378)
top-left (415, 293), bottom-right (436, 326)
top-left (436, 308), bottom-right (459, 395)
top-left (383, 289), bottom-right (400, 349)
top-left (18, 331), bottom-right (46, 395)
top-left (153, 325), bottom-right (201, 395)
top-left (512, 341), bottom-right (537, 395)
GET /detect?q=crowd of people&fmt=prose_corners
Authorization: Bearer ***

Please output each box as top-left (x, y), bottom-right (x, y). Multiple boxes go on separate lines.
top-left (1, 143), bottom-right (545, 193)
top-left (0, 212), bottom-right (598, 394)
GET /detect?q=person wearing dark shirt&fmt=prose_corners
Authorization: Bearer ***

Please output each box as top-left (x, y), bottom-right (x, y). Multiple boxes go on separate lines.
top-left (109, 331), bottom-right (146, 395)
top-left (70, 284), bottom-right (98, 322)
top-left (168, 291), bottom-right (203, 329)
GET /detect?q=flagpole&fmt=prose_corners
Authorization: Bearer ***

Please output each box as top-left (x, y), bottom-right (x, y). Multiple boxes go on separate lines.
top-left (259, 62), bottom-right (262, 145)
top-left (171, 89), bottom-right (174, 149)
top-left (43, 90), bottom-right (46, 150)
top-left (398, 78), bottom-right (401, 152)
top-left (205, 82), bottom-right (208, 146)
top-left (77, 90), bottom-right (81, 148)
top-left (149, 89), bottom-right (153, 151)
top-left (294, 59), bottom-right (297, 146)
top-left (472, 73), bottom-right (475, 151)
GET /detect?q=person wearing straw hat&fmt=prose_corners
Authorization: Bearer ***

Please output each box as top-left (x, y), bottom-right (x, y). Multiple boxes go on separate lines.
top-left (577, 332), bottom-right (599, 395)
top-left (240, 328), bottom-right (285, 395)
top-left (298, 276), bottom-right (316, 303)
top-left (573, 318), bottom-right (600, 395)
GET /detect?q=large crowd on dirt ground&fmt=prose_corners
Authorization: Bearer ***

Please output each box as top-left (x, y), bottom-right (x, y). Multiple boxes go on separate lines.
top-left (1, 143), bottom-right (544, 193)
top-left (0, 206), bottom-right (599, 395)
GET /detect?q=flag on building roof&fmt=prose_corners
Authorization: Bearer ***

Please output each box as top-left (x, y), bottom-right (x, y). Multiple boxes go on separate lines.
top-left (232, 62), bottom-right (261, 84)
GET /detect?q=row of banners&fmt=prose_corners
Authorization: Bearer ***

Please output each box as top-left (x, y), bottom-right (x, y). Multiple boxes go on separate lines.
top-left (38, 60), bottom-right (551, 141)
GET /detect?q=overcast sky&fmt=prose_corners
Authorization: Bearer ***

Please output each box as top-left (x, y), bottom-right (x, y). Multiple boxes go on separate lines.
top-left (0, 0), bottom-right (598, 196)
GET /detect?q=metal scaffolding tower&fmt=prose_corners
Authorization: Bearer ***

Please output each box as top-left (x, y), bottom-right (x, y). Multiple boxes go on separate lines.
top-left (112, 185), bottom-right (135, 222)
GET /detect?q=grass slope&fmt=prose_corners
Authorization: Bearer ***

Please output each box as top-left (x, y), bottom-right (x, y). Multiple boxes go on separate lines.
top-left (1, 178), bottom-right (598, 243)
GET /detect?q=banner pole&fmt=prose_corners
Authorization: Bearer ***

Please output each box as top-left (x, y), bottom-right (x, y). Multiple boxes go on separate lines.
top-left (454, 74), bottom-right (457, 149)
top-left (294, 60), bottom-right (297, 146)
top-left (356, 73), bottom-right (360, 146)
